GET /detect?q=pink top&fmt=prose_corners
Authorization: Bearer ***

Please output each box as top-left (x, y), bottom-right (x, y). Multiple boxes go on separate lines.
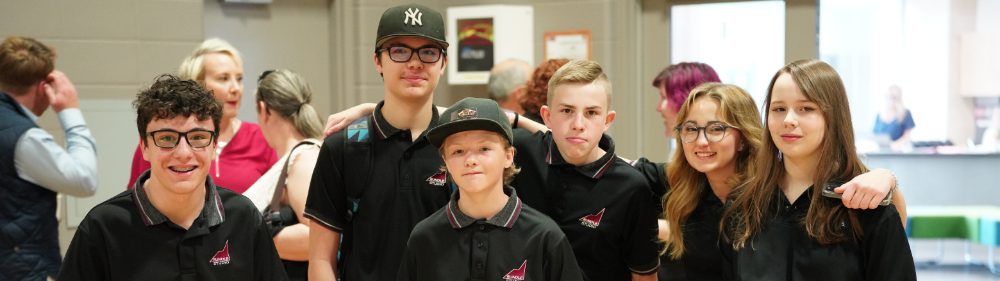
top-left (127, 122), bottom-right (278, 194)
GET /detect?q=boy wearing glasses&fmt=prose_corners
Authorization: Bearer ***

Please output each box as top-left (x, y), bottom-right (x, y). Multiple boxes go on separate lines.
top-left (58, 75), bottom-right (287, 281)
top-left (304, 3), bottom-right (453, 281)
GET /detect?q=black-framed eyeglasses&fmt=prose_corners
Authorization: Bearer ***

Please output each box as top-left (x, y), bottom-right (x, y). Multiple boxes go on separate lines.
top-left (145, 129), bottom-right (217, 149)
top-left (377, 46), bottom-right (445, 63)
top-left (675, 122), bottom-right (736, 144)
top-left (258, 69), bottom-right (276, 82)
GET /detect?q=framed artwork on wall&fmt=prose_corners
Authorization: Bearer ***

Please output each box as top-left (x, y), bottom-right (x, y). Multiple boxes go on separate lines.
top-left (447, 5), bottom-right (533, 85)
top-left (544, 30), bottom-right (591, 61)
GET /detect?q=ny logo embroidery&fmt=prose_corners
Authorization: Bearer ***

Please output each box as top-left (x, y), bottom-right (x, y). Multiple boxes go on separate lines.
top-left (404, 8), bottom-right (423, 26)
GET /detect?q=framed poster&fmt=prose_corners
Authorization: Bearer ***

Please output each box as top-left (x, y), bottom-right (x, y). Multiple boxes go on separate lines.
top-left (447, 5), bottom-right (533, 85)
top-left (544, 30), bottom-right (591, 61)
top-left (457, 18), bottom-right (495, 72)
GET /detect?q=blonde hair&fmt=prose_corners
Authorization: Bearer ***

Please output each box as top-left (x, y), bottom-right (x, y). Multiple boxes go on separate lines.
top-left (546, 59), bottom-right (612, 107)
top-left (662, 83), bottom-right (762, 259)
top-left (178, 38), bottom-right (243, 82)
top-left (723, 59), bottom-right (868, 250)
top-left (256, 69), bottom-right (323, 139)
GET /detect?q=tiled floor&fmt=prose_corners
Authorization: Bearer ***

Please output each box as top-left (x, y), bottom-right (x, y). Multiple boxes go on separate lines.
top-left (913, 239), bottom-right (1000, 281)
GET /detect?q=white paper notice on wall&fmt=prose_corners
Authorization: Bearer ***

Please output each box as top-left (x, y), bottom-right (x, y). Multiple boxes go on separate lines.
top-left (544, 31), bottom-right (591, 61)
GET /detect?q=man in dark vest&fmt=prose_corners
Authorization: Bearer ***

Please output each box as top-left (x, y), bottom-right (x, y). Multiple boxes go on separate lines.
top-left (0, 36), bottom-right (98, 281)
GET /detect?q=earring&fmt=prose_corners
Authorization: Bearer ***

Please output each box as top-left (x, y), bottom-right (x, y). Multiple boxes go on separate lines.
top-left (777, 151), bottom-right (783, 162)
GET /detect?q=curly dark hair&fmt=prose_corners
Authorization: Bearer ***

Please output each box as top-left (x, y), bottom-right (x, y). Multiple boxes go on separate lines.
top-left (519, 59), bottom-right (570, 116)
top-left (134, 74), bottom-right (222, 143)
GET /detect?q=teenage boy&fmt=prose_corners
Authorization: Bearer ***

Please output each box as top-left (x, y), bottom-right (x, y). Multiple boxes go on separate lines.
top-left (57, 75), bottom-right (287, 281)
top-left (304, 3), bottom-right (453, 281)
top-left (511, 60), bottom-right (660, 281)
top-left (398, 98), bottom-right (583, 281)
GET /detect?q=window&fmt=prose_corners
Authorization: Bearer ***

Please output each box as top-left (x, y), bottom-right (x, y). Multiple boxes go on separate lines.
top-left (671, 1), bottom-right (785, 108)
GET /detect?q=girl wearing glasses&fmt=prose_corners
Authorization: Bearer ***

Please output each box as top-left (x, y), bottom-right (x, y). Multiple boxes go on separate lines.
top-left (633, 80), bottom-right (904, 280)
top-left (720, 59), bottom-right (915, 280)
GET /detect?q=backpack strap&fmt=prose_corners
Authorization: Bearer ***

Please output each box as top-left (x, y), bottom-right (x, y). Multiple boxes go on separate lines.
top-left (342, 116), bottom-right (374, 222)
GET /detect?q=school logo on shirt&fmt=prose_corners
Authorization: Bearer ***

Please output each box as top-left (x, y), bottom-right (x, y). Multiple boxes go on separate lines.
top-left (426, 169), bottom-right (447, 186)
top-left (579, 208), bottom-right (606, 229)
top-left (210, 240), bottom-right (231, 266)
top-left (502, 260), bottom-right (527, 281)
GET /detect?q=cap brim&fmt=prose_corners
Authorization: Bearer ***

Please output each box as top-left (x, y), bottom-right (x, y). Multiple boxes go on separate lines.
top-left (427, 118), bottom-right (509, 148)
top-left (376, 35), bottom-right (450, 49)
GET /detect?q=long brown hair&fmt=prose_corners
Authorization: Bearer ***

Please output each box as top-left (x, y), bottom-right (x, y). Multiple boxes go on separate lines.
top-left (722, 59), bottom-right (868, 249)
top-left (662, 83), bottom-right (762, 259)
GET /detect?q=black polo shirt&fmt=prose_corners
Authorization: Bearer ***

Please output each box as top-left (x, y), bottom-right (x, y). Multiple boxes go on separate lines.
top-left (57, 171), bottom-right (287, 281)
top-left (512, 130), bottom-right (660, 281)
top-left (398, 186), bottom-right (583, 281)
top-left (721, 188), bottom-right (916, 281)
top-left (305, 101), bottom-right (451, 281)
top-left (632, 159), bottom-right (727, 281)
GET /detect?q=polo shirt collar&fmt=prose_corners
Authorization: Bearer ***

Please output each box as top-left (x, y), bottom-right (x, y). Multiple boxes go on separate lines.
top-left (372, 100), bottom-right (441, 139)
top-left (446, 186), bottom-right (523, 229)
top-left (132, 170), bottom-right (225, 227)
top-left (545, 132), bottom-right (617, 179)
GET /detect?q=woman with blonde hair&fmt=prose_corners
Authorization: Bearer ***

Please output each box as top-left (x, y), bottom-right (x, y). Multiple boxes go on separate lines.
top-left (127, 38), bottom-right (277, 193)
top-left (244, 69), bottom-right (323, 280)
top-left (720, 59), bottom-right (915, 280)
top-left (873, 84), bottom-right (915, 150)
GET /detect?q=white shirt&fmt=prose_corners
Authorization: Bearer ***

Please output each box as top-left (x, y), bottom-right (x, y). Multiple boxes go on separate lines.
top-left (13, 105), bottom-right (98, 197)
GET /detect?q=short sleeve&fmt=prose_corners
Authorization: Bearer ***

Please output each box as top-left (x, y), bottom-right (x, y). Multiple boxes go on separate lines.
top-left (624, 181), bottom-right (661, 274)
top-left (861, 206), bottom-right (917, 280)
top-left (58, 217), bottom-right (109, 281)
top-left (304, 136), bottom-right (349, 232)
top-left (631, 157), bottom-right (669, 209)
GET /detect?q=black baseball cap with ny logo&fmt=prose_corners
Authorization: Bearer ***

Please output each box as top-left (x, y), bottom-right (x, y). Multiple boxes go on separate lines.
top-left (376, 4), bottom-right (449, 50)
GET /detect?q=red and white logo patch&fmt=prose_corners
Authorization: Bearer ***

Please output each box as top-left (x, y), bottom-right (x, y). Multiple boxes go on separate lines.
top-left (579, 208), bottom-right (605, 229)
top-left (426, 170), bottom-right (447, 186)
top-left (209, 240), bottom-right (231, 266)
top-left (503, 260), bottom-right (527, 281)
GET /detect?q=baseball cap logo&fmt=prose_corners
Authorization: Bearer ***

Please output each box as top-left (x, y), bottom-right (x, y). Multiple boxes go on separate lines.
top-left (404, 8), bottom-right (423, 26)
top-left (502, 260), bottom-right (527, 280)
top-left (456, 108), bottom-right (478, 120)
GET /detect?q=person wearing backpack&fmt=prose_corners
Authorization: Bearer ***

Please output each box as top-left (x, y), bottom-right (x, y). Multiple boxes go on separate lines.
top-left (303, 4), bottom-right (454, 281)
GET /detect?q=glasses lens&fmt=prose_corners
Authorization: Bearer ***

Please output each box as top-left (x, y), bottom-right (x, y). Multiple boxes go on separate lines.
top-left (680, 125), bottom-right (699, 143)
top-left (417, 48), bottom-right (441, 63)
top-left (187, 131), bottom-right (215, 148)
top-left (706, 124), bottom-right (728, 142)
top-left (388, 47), bottom-right (413, 62)
top-left (151, 131), bottom-right (180, 148)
